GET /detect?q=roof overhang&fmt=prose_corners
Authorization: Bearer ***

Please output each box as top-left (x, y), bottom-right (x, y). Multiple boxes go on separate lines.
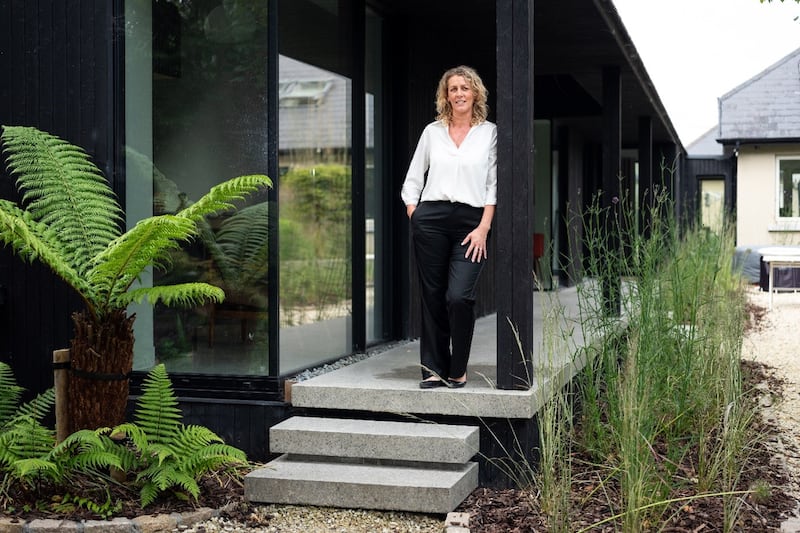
top-left (378, 0), bottom-right (683, 150)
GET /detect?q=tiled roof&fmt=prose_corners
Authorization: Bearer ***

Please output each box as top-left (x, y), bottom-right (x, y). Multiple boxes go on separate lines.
top-left (719, 47), bottom-right (800, 142)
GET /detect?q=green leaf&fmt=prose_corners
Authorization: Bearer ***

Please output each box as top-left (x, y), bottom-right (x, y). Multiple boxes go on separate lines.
top-left (0, 126), bottom-right (122, 275)
top-left (177, 174), bottom-right (271, 223)
top-left (122, 282), bottom-right (225, 309)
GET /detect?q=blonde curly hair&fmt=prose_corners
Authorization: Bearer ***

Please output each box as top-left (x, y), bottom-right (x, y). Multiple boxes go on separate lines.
top-left (435, 65), bottom-right (489, 126)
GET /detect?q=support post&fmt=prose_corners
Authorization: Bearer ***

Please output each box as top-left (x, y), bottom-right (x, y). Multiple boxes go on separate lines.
top-left (496, 0), bottom-right (534, 389)
top-left (601, 65), bottom-right (621, 316)
top-left (638, 115), bottom-right (653, 237)
top-left (53, 348), bottom-right (70, 443)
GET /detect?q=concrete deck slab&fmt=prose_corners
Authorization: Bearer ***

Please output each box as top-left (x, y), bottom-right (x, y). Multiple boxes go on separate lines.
top-left (291, 287), bottom-right (597, 419)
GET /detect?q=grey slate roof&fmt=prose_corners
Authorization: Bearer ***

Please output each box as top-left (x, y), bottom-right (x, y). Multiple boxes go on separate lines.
top-left (686, 125), bottom-right (723, 156)
top-left (718, 47), bottom-right (800, 142)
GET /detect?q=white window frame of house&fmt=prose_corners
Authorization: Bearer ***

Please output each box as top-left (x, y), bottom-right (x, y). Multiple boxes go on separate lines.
top-left (776, 156), bottom-right (800, 221)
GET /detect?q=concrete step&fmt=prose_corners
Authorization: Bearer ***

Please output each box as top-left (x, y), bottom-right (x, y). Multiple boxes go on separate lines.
top-left (245, 455), bottom-right (479, 514)
top-left (270, 416), bottom-right (479, 464)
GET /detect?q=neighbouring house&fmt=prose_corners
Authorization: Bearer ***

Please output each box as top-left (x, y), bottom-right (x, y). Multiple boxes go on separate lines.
top-left (0, 0), bottom-right (685, 505)
top-left (685, 47), bottom-right (800, 284)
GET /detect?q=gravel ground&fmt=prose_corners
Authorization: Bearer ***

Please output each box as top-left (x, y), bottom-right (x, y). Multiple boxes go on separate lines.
top-left (173, 504), bottom-right (444, 532)
top-left (176, 285), bottom-right (800, 532)
top-left (740, 285), bottom-right (800, 504)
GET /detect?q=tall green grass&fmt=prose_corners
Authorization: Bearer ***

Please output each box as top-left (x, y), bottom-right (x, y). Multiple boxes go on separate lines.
top-left (530, 174), bottom-right (754, 531)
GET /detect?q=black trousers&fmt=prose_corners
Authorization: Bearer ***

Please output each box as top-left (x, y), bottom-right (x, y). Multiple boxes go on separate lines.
top-left (410, 201), bottom-right (487, 380)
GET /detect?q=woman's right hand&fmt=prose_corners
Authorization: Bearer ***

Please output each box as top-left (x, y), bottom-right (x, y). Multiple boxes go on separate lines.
top-left (406, 204), bottom-right (416, 219)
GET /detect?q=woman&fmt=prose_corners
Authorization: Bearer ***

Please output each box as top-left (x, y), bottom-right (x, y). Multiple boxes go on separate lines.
top-left (401, 65), bottom-right (497, 389)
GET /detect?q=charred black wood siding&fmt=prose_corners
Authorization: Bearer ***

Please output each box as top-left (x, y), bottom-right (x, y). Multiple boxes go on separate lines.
top-left (495, 0), bottom-right (535, 388)
top-left (683, 157), bottom-right (736, 226)
top-left (392, 6), bottom-right (497, 341)
top-left (0, 0), bottom-right (117, 399)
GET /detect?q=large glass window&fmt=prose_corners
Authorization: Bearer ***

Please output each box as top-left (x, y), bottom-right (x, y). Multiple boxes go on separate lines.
top-left (125, 0), bottom-right (270, 375)
top-left (125, 0), bottom-right (388, 379)
top-left (278, 0), bottom-right (352, 374)
top-left (778, 157), bottom-right (800, 219)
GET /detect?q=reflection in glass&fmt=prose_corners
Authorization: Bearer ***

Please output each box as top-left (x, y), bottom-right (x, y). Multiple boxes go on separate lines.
top-left (125, 0), bottom-right (270, 375)
top-left (278, 53), bottom-right (352, 374)
top-left (365, 8), bottom-right (384, 344)
top-left (779, 159), bottom-right (800, 219)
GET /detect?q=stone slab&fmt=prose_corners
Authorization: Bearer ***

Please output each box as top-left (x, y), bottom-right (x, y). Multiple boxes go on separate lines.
top-left (245, 455), bottom-right (479, 514)
top-left (271, 416), bottom-right (479, 463)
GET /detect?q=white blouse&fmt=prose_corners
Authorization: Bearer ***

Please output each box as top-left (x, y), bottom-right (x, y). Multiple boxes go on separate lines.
top-left (401, 120), bottom-right (497, 208)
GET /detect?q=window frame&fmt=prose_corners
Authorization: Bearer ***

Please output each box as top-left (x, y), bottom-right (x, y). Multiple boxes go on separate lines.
top-left (776, 155), bottom-right (800, 221)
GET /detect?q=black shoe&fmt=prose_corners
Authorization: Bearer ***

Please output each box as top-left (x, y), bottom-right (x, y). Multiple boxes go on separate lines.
top-left (447, 379), bottom-right (467, 388)
top-left (419, 378), bottom-right (446, 389)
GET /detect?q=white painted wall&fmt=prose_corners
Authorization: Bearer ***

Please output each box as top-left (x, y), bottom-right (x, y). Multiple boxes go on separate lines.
top-left (737, 144), bottom-right (800, 246)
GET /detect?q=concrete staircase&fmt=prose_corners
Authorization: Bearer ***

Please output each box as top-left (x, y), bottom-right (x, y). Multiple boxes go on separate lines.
top-left (244, 416), bottom-right (480, 514)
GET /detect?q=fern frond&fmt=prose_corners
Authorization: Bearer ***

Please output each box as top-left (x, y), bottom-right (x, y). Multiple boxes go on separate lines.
top-left (169, 425), bottom-right (221, 460)
top-left (87, 215), bottom-right (197, 315)
top-left (0, 126), bottom-right (122, 275)
top-left (168, 471), bottom-right (200, 500)
top-left (177, 175), bottom-right (271, 224)
top-left (121, 282), bottom-right (225, 309)
top-left (51, 429), bottom-right (125, 473)
top-left (183, 442), bottom-right (248, 475)
top-left (0, 415), bottom-right (55, 472)
top-left (0, 201), bottom-right (91, 300)
top-left (132, 364), bottom-right (183, 447)
top-left (9, 457), bottom-right (60, 482)
top-left (0, 362), bottom-right (24, 426)
top-left (139, 482), bottom-right (160, 508)
top-left (141, 462), bottom-right (199, 500)
top-left (211, 202), bottom-right (269, 288)
top-left (15, 387), bottom-right (55, 423)
top-left (108, 423), bottom-right (150, 454)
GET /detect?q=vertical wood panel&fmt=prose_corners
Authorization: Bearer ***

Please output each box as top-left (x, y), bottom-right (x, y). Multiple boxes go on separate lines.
top-left (638, 115), bottom-right (653, 237)
top-left (496, 0), bottom-right (534, 389)
top-left (398, 8), bottom-right (497, 341)
top-left (0, 0), bottom-right (114, 398)
top-left (601, 65), bottom-right (621, 315)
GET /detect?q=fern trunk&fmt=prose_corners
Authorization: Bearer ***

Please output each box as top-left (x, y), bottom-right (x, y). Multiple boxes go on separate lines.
top-left (68, 310), bottom-right (136, 433)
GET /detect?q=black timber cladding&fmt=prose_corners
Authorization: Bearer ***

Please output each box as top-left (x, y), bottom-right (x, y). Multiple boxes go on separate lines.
top-left (0, 0), bottom-right (116, 398)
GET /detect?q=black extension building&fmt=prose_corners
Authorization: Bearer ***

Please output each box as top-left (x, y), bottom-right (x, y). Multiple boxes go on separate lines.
top-left (0, 0), bottom-right (690, 481)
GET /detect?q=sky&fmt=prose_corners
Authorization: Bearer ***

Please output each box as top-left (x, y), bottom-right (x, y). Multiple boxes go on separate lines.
top-left (611, 0), bottom-right (800, 145)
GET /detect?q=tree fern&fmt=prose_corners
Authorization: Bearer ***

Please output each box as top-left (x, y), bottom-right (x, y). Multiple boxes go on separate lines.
top-left (0, 125), bottom-right (270, 325)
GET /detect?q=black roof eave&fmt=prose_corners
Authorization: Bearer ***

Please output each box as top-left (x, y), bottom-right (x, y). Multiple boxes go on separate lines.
top-left (592, 0), bottom-right (683, 151)
top-left (717, 137), bottom-right (800, 146)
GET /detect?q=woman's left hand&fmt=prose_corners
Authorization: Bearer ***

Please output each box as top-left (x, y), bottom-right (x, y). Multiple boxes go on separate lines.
top-left (462, 225), bottom-right (489, 263)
